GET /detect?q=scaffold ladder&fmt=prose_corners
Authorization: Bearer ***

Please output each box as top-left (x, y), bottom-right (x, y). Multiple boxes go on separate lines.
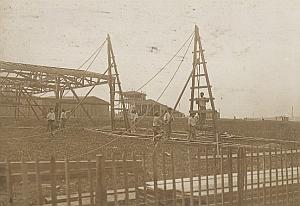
top-left (189, 25), bottom-right (218, 138)
top-left (107, 34), bottom-right (130, 131)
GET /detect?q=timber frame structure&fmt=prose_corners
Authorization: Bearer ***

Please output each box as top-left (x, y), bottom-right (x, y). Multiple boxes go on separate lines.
top-left (0, 35), bottom-right (129, 131)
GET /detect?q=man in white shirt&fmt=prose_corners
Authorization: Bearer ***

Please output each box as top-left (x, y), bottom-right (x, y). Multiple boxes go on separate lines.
top-left (130, 110), bottom-right (138, 132)
top-left (197, 92), bottom-right (209, 123)
top-left (46, 108), bottom-right (55, 134)
top-left (163, 108), bottom-right (174, 139)
top-left (60, 109), bottom-right (68, 129)
top-left (187, 113), bottom-right (196, 141)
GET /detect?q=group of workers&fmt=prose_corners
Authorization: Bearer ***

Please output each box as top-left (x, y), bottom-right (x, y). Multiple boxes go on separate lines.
top-left (46, 108), bottom-right (69, 134)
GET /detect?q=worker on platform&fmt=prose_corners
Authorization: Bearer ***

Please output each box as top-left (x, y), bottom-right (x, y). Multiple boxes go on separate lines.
top-left (197, 92), bottom-right (209, 123)
top-left (163, 108), bottom-right (174, 139)
top-left (152, 111), bottom-right (163, 146)
top-left (130, 109), bottom-right (138, 132)
top-left (187, 113), bottom-right (196, 141)
top-left (59, 109), bottom-right (68, 129)
top-left (46, 108), bottom-right (55, 135)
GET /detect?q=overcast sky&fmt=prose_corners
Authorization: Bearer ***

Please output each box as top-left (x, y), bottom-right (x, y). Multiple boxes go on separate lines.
top-left (1, 0), bottom-right (299, 118)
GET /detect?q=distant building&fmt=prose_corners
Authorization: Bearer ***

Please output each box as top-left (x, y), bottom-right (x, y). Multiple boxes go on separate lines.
top-left (123, 91), bottom-right (185, 117)
top-left (0, 94), bottom-right (109, 119)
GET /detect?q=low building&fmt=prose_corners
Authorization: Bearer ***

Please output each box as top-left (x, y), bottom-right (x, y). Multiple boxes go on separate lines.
top-left (123, 91), bottom-right (185, 117)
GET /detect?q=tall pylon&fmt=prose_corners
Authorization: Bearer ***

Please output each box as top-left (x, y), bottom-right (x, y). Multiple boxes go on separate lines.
top-left (189, 25), bottom-right (218, 138)
top-left (107, 34), bottom-right (130, 131)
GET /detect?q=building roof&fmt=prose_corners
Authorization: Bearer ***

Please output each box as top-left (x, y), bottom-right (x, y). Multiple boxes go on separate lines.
top-left (42, 96), bottom-right (109, 105)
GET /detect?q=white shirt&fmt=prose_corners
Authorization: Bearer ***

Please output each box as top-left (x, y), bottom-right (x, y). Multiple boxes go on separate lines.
top-left (153, 116), bottom-right (160, 127)
top-left (60, 112), bottom-right (67, 120)
top-left (163, 112), bottom-right (174, 123)
top-left (47, 112), bottom-right (55, 121)
top-left (197, 97), bottom-right (208, 107)
top-left (131, 112), bottom-right (138, 122)
top-left (188, 116), bottom-right (196, 127)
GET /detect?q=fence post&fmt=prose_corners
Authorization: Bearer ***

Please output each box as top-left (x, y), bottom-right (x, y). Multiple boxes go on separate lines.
top-left (171, 147), bottom-right (177, 205)
top-left (123, 150), bottom-right (129, 206)
top-left (162, 152), bottom-right (167, 204)
top-left (228, 146), bottom-right (233, 205)
top-left (112, 152), bottom-right (118, 206)
top-left (5, 158), bottom-right (13, 206)
top-left (35, 158), bottom-right (42, 206)
top-left (133, 153), bottom-right (139, 206)
top-left (205, 146), bottom-right (209, 206)
top-left (95, 154), bottom-right (106, 206)
top-left (152, 150), bottom-right (159, 206)
top-left (188, 147), bottom-right (194, 206)
top-left (237, 147), bottom-right (244, 206)
top-left (142, 152), bottom-right (147, 205)
top-left (87, 158), bottom-right (94, 206)
top-left (220, 147), bottom-right (224, 206)
top-left (50, 156), bottom-right (57, 206)
top-left (21, 155), bottom-right (30, 206)
top-left (64, 157), bottom-right (71, 206)
top-left (197, 147), bottom-right (202, 206)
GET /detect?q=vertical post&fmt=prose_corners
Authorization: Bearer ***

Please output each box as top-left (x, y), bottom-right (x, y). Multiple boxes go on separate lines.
top-left (163, 152), bottom-right (167, 204)
top-left (250, 145), bottom-right (254, 206)
top-left (123, 150), bottom-right (129, 206)
top-left (275, 147), bottom-right (279, 205)
top-left (263, 148), bottom-right (266, 206)
top-left (244, 148), bottom-right (247, 204)
top-left (205, 146), bottom-right (209, 206)
top-left (280, 146), bottom-right (284, 205)
top-left (21, 156), bottom-right (30, 206)
top-left (181, 176), bottom-right (185, 206)
top-left (35, 158), bottom-right (42, 206)
top-left (285, 148), bottom-right (289, 205)
top-left (112, 153), bottom-right (118, 206)
top-left (197, 148), bottom-right (202, 206)
top-left (256, 146), bottom-right (260, 204)
top-left (269, 146), bottom-right (272, 205)
top-left (143, 152), bottom-right (147, 205)
top-left (5, 159), bottom-right (13, 206)
top-left (152, 151), bottom-right (159, 206)
top-left (96, 154), bottom-right (106, 206)
top-left (50, 156), bottom-right (57, 206)
top-left (188, 147), bottom-right (194, 206)
top-left (228, 146), bottom-right (233, 205)
top-left (171, 147), bottom-right (177, 205)
top-left (87, 158), bottom-right (94, 206)
top-left (78, 178), bottom-right (83, 206)
top-left (213, 146), bottom-right (217, 206)
top-left (64, 158), bottom-right (71, 206)
top-left (290, 147), bottom-right (294, 204)
top-left (237, 148), bottom-right (244, 206)
top-left (133, 153), bottom-right (139, 206)
top-left (220, 147), bottom-right (224, 206)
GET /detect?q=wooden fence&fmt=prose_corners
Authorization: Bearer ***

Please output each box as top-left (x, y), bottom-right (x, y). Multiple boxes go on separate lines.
top-left (1, 143), bottom-right (300, 206)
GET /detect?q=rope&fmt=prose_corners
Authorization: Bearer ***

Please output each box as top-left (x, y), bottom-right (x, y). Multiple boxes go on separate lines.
top-left (69, 33), bottom-right (195, 160)
top-left (136, 32), bottom-right (194, 92)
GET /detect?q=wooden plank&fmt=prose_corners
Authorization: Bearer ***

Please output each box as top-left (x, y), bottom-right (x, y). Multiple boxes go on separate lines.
top-left (123, 151), bottom-right (129, 206)
top-left (95, 154), bottom-right (106, 206)
top-left (50, 156), bottom-right (57, 206)
top-left (197, 148), bottom-right (202, 206)
top-left (5, 158), bottom-right (13, 206)
top-left (152, 151), bottom-right (158, 206)
top-left (35, 158), bottom-right (42, 206)
top-left (64, 158), bottom-right (71, 206)
top-left (87, 158), bottom-right (94, 206)
top-left (112, 153), bottom-right (118, 206)
top-left (21, 156), bottom-right (30, 206)
top-left (188, 147), bottom-right (194, 206)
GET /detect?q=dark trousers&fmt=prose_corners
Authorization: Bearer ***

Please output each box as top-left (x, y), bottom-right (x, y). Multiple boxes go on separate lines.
top-left (48, 120), bottom-right (55, 133)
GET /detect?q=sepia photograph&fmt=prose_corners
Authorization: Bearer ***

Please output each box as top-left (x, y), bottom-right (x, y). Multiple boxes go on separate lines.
top-left (0, 1), bottom-right (299, 205)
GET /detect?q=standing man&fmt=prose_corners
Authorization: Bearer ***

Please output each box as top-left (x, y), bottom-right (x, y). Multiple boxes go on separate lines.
top-left (130, 109), bottom-right (138, 132)
top-left (163, 108), bottom-right (174, 139)
top-left (60, 109), bottom-right (68, 129)
top-left (47, 108), bottom-right (55, 135)
top-left (187, 113), bottom-right (196, 141)
top-left (197, 92), bottom-right (209, 123)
